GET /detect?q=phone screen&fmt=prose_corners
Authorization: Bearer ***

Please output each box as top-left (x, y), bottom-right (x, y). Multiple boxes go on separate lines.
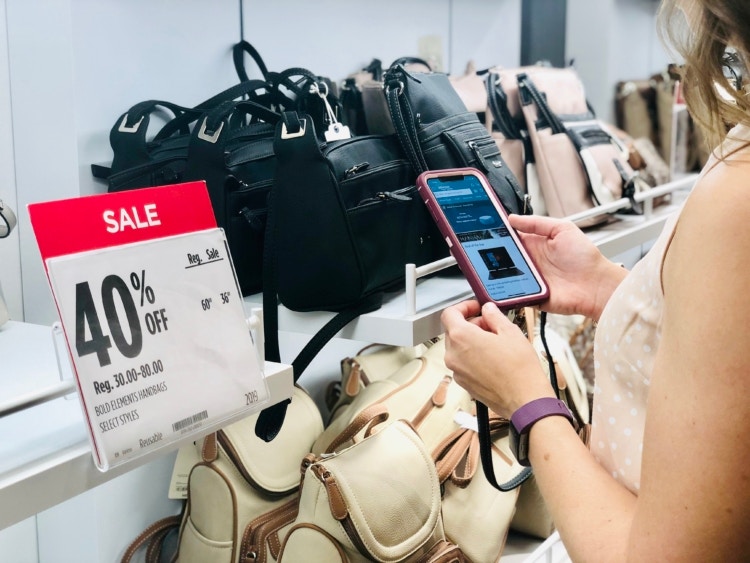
top-left (425, 173), bottom-right (542, 302)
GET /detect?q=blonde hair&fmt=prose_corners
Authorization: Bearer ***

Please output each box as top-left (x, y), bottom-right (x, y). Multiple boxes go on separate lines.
top-left (658, 0), bottom-right (750, 149)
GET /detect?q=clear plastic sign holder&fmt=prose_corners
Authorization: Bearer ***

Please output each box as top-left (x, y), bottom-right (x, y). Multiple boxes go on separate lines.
top-left (26, 182), bottom-right (274, 472)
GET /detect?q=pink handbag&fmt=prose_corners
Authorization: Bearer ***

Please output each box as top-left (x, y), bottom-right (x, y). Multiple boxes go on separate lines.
top-left (486, 65), bottom-right (646, 227)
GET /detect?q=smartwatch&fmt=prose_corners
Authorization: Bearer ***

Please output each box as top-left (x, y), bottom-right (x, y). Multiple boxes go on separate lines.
top-left (510, 397), bottom-right (575, 466)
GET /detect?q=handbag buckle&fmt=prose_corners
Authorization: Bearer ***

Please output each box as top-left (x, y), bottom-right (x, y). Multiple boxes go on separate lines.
top-left (280, 119), bottom-right (306, 140)
top-left (117, 114), bottom-right (145, 133)
top-left (197, 118), bottom-right (225, 143)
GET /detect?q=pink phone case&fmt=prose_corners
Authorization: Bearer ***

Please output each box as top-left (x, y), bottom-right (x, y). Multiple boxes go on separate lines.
top-left (416, 167), bottom-right (549, 310)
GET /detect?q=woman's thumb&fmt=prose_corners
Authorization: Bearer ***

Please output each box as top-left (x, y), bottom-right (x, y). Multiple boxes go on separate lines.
top-left (480, 302), bottom-right (512, 333)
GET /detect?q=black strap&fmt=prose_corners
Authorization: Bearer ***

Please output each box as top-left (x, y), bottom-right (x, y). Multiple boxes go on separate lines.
top-left (476, 310), bottom-right (563, 492)
top-left (475, 400), bottom-right (532, 491)
top-left (385, 70), bottom-right (428, 172)
top-left (232, 40), bottom-right (270, 82)
top-left (485, 72), bottom-right (524, 140)
top-left (255, 111), bottom-right (383, 441)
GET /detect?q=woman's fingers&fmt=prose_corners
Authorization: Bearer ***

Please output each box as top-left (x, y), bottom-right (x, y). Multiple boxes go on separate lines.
top-left (509, 213), bottom-right (571, 237)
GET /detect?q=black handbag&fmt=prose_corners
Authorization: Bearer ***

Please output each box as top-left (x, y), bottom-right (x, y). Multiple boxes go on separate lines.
top-left (254, 109), bottom-right (449, 442)
top-left (383, 64), bottom-right (529, 216)
top-left (181, 98), bottom-right (281, 296)
top-left (267, 110), bottom-right (447, 313)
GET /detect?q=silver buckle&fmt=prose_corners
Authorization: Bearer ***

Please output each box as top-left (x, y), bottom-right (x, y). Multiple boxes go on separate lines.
top-left (280, 118), bottom-right (306, 139)
top-left (117, 114), bottom-right (145, 133)
top-left (197, 118), bottom-right (224, 143)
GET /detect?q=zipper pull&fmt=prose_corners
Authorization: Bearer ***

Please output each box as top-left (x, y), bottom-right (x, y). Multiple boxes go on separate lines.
top-left (432, 375), bottom-right (452, 408)
top-left (377, 191), bottom-right (412, 202)
top-left (312, 465), bottom-right (348, 520)
top-left (239, 207), bottom-right (264, 232)
top-left (467, 141), bottom-right (489, 171)
top-left (344, 162), bottom-right (370, 178)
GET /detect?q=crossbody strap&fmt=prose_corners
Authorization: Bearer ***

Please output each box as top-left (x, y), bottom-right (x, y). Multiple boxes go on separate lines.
top-left (476, 311), bottom-right (562, 492)
top-left (254, 111), bottom-right (383, 442)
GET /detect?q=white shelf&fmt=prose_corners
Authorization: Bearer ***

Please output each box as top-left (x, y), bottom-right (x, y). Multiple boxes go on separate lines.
top-left (0, 320), bottom-right (293, 531)
top-left (247, 174), bottom-right (697, 347)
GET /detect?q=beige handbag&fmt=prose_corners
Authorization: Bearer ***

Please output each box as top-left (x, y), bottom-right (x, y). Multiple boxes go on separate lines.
top-left (432, 414), bottom-right (523, 562)
top-left (279, 407), bottom-right (466, 562)
top-left (314, 337), bottom-right (474, 456)
top-left (121, 386), bottom-right (324, 563)
top-left (328, 341), bottom-right (430, 422)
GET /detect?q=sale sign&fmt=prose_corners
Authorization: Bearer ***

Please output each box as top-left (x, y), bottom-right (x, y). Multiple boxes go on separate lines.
top-left (29, 182), bottom-right (269, 471)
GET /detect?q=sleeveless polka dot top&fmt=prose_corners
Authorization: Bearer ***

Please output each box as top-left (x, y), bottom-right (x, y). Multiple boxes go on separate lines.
top-left (590, 211), bottom-right (676, 494)
top-left (590, 123), bottom-right (750, 494)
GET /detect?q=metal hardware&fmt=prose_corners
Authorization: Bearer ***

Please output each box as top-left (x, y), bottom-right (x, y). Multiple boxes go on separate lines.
top-left (197, 118), bottom-right (224, 143)
top-left (117, 114), bottom-right (145, 134)
top-left (280, 119), bottom-right (306, 140)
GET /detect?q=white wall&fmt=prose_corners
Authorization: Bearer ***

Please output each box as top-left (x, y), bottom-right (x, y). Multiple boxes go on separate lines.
top-left (566, 0), bottom-right (671, 124)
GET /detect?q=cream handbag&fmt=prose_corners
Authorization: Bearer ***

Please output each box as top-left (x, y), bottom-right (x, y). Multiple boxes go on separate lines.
top-left (279, 407), bottom-right (467, 562)
top-left (121, 386), bottom-right (324, 563)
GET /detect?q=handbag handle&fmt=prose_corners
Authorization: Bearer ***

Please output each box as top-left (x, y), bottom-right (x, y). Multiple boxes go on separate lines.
top-left (0, 199), bottom-right (17, 239)
top-left (119, 513), bottom-right (182, 563)
top-left (485, 72), bottom-right (524, 140)
top-left (384, 65), bottom-right (429, 173)
top-left (232, 40), bottom-right (270, 82)
top-left (323, 403), bottom-right (390, 454)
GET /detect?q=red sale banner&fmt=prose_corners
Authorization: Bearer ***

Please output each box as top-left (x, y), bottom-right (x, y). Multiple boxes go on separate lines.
top-left (29, 181), bottom-right (216, 261)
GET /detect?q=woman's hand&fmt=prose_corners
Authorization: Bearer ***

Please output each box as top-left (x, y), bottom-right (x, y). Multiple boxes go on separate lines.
top-left (510, 214), bottom-right (626, 320)
top-left (441, 300), bottom-right (554, 419)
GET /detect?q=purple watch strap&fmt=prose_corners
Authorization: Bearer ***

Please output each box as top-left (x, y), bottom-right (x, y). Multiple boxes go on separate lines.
top-left (511, 397), bottom-right (573, 434)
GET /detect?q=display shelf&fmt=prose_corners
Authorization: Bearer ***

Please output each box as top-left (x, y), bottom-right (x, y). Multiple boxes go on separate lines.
top-left (245, 174), bottom-right (697, 347)
top-left (0, 320), bottom-right (293, 531)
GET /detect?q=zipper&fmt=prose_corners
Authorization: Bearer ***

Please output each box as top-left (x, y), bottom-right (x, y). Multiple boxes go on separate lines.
top-left (217, 431), bottom-right (297, 498)
top-left (355, 185), bottom-right (415, 207)
top-left (312, 464), bottom-right (372, 558)
top-left (240, 496), bottom-right (299, 563)
top-left (341, 159), bottom-right (410, 183)
top-left (467, 140), bottom-right (490, 171)
top-left (344, 162), bottom-right (370, 178)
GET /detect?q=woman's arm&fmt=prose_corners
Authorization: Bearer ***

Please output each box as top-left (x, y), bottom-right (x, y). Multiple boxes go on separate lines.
top-left (527, 163), bottom-right (750, 561)
top-left (443, 160), bottom-right (750, 561)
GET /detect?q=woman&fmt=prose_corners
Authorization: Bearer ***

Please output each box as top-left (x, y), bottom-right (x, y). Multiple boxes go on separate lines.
top-left (441, 1), bottom-right (750, 561)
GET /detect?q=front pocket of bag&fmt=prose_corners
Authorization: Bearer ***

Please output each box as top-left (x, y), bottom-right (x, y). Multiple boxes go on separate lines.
top-left (347, 187), bottom-right (445, 295)
top-left (178, 464), bottom-right (236, 563)
top-left (338, 159), bottom-right (414, 208)
top-left (107, 156), bottom-right (187, 192)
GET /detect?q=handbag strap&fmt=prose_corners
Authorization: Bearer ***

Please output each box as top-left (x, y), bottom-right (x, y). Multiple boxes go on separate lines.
top-left (485, 72), bottom-right (524, 140)
top-left (255, 111), bottom-right (383, 442)
top-left (475, 311), bottom-right (565, 492)
top-left (120, 514), bottom-right (182, 563)
top-left (232, 40), bottom-right (270, 82)
top-left (476, 400), bottom-right (533, 492)
top-left (0, 199), bottom-right (17, 239)
top-left (385, 67), bottom-right (429, 173)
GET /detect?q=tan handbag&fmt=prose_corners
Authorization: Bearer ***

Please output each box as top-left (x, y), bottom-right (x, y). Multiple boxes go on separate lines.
top-left (279, 407), bottom-right (466, 562)
top-left (314, 337), bottom-right (474, 456)
top-left (120, 386), bottom-right (324, 563)
top-left (432, 414), bottom-right (523, 562)
top-left (327, 341), bottom-right (430, 422)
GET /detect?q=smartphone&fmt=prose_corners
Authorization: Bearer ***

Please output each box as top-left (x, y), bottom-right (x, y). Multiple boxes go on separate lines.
top-left (416, 167), bottom-right (549, 310)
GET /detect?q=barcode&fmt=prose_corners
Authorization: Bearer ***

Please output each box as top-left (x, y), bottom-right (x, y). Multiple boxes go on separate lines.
top-left (172, 410), bottom-right (208, 432)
